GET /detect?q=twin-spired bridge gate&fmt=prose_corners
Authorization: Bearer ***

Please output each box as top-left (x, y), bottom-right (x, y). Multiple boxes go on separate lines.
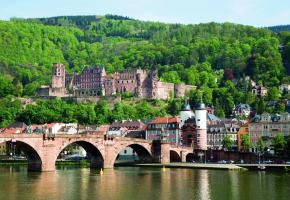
top-left (0, 134), bottom-right (193, 171)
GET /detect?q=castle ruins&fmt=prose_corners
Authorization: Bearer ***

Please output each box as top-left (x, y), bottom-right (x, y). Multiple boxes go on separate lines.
top-left (37, 63), bottom-right (196, 100)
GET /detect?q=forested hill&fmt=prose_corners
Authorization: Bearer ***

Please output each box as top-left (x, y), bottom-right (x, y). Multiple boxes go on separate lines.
top-left (1, 15), bottom-right (290, 126)
top-left (1, 15), bottom-right (286, 86)
top-left (268, 25), bottom-right (290, 33)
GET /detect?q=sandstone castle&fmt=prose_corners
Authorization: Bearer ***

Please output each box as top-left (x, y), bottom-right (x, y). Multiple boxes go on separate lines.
top-left (37, 63), bottom-right (196, 99)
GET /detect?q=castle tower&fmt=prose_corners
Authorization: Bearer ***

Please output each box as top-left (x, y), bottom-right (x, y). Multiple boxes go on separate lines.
top-left (51, 63), bottom-right (65, 89)
top-left (180, 99), bottom-right (194, 128)
top-left (194, 98), bottom-right (207, 150)
top-left (150, 70), bottom-right (159, 99)
top-left (50, 63), bottom-right (66, 97)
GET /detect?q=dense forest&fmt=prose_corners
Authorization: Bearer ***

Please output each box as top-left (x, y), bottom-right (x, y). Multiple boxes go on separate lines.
top-left (268, 25), bottom-right (290, 33)
top-left (0, 15), bottom-right (290, 127)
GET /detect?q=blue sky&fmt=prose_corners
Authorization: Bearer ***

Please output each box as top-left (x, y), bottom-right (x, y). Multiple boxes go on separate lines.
top-left (0, 0), bottom-right (289, 27)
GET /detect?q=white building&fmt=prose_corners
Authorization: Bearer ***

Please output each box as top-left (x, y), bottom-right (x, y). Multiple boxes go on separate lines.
top-left (232, 104), bottom-right (251, 118)
top-left (279, 84), bottom-right (290, 94)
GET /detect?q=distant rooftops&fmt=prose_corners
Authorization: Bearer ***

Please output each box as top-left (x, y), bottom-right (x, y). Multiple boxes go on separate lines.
top-left (148, 116), bottom-right (180, 124)
top-left (8, 122), bottom-right (27, 129)
top-left (251, 112), bottom-right (290, 123)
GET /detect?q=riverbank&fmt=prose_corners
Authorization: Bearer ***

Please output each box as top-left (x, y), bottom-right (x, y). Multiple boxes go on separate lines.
top-left (237, 164), bottom-right (290, 172)
top-left (115, 162), bottom-right (246, 170)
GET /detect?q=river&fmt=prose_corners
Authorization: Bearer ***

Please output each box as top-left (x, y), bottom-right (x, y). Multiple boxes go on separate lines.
top-left (0, 166), bottom-right (289, 200)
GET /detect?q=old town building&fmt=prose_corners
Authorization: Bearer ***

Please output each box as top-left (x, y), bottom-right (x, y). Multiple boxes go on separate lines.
top-left (232, 104), bottom-right (251, 118)
top-left (107, 120), bottom-right (146, 138)
top-left (249, 112), bottom-right (290, 151)
top-left (37, 63), bottom-right (196, 100)
top-left (146, 116), bottom-right (181, 145)
top-left (207, 119), bottom-right (241, 150)
top-left (237, 123), bottom-right (249, 151)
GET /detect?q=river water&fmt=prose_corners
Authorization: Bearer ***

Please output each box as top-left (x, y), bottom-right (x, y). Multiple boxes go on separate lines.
top-left (0, 166), bottom-right (289, 200)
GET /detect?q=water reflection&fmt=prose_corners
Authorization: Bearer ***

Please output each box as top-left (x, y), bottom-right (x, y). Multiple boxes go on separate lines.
top-left (197, 170), bottom-right (210, 200)
top-left (0, 166), bottom-right (289, 200)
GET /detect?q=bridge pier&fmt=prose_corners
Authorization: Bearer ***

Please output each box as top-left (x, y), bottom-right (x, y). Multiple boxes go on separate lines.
top-left (160, 142), bottom-right (170, 164)
top-left (181, 151), bottom-right (187, 163)
top-left (41, 159), bottom-right (56, 172)
top-left (27, 160), bottom-right (42, 171)
top-left (103, 144), bottom-right (115, 169)
top-left (90, 157), bottom-right (104, 169)
top-left (40, 145), bottom-right (58, 172)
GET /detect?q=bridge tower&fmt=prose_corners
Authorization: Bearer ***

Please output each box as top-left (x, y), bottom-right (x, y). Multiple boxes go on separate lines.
top-left (180, 98), bottom-right (194, 128)
top-left (194, 98), bottom-right (207, 151)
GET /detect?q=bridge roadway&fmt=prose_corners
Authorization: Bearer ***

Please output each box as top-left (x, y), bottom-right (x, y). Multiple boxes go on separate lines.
top-left (0, 134), bottom-right (193, 171)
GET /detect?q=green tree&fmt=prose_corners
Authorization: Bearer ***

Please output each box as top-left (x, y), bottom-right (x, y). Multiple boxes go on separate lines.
top-left (0, 76), bottom-right (14, 98)
top-left (267, 87), bottom-right (281, 101)
top-left (256, 138), bottom-right (265, 153)
top-left (241, 134), bottom-right (251, 152)
top-left (94, 100), bottom-right (111, 125)
top-left (160, 71), bottom-right (181, 84)
top-left (167, 98), bottom-right (182, 116)
top-left (222, 135), bottom-right (233, 151)
top-left (271, 133), bottom-right (286, 155)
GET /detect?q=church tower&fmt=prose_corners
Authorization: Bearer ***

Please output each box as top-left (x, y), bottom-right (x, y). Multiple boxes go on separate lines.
top-left (194, 98), bottom-right (207, 150)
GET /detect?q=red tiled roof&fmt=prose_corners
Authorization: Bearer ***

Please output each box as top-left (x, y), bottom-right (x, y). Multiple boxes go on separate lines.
top-left (149, 117), bottom-right (179, 124)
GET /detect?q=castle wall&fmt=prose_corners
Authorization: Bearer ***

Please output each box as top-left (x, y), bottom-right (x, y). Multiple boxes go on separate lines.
top-left (155, 82), bottom-right (175, 99)
top-left (104, 77), bottom-right (116, 96)
top-left (139, 71), bottom-right (154, 99)
top-left (174, 84), bottom-right (196, 98)
top-left (115, 78), bottom-right (138, 94)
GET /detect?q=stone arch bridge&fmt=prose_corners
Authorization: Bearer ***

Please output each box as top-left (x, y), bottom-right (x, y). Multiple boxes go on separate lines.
top-left (0, 134), bottom-right (193, 171)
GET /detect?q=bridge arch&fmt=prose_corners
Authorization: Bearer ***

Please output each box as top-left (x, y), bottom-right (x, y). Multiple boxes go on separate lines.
top-left (112, 143), bottom-right (153, 166)
top-left (186, 153), bottom-right (194, 162)
top-left (0, 139), bottom-right (42, 171)
top-left (170, 150), bottom-right (182, 162)
top-left (56, 140), bottom-right (105, 168)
